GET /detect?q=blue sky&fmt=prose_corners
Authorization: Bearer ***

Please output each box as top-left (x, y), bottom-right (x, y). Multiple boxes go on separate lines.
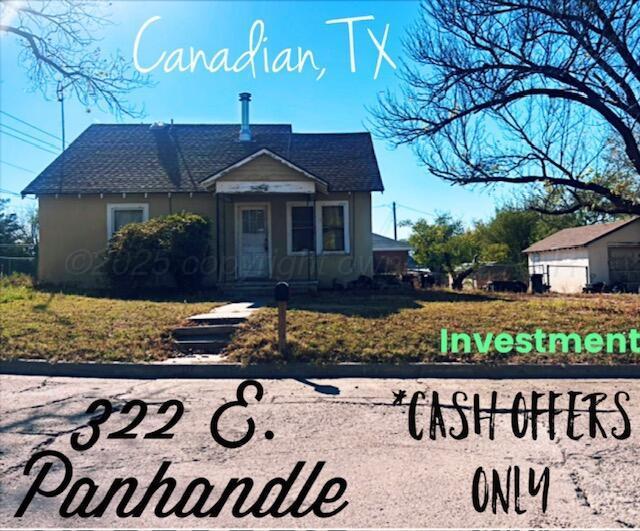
top-left (0, 0), bottom-right (499, 238)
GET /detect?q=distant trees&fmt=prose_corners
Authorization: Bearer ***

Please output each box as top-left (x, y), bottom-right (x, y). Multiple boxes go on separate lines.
top-left (408, 213), bottom-right (486, 289)
top-left (473, 208), bottom-right (581, 265)
top-left (0, 199), bottom-right (37, 276)
top-left (407, 207), bottom-right (583, 288)
top-left (375, 0), bottom-right (640, 217)
top-left (0, 199), bottom-right (23, 247)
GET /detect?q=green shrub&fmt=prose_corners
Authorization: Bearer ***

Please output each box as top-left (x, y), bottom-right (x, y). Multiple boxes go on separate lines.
top-left (0, 272), bottom-right (35, 289)
top-left (0, 273), bottom-right (35, 303)
top-left (104, 212), bottom-right (211, 291)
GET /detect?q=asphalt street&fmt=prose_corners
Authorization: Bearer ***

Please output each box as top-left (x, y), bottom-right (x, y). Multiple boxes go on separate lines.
top-left (1, 375), bottom-right (638, 528)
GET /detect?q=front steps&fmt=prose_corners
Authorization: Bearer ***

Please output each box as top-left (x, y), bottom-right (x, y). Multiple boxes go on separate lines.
top-left (172, 325), bottom-right (238, 354)
top-left (172, 302), bottom-right (260, 356)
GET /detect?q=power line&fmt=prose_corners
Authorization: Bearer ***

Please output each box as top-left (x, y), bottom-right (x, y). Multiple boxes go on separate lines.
top-left (0, 110), bottom-right (61, 141)
top-left (380, 209), bottom-right (393, 235)
top-left (0, 160), bottom-right (35, 173)
top-left (0, 129), bottom-right (59, 155)
top-left (0, 188), bottom-right (22, 197)
top-left (396, 203), bottom-right (433, 217)
top-left (376, 201), bottom-right (434, 218)
top-left (0, 123), bottom-right (59, 150)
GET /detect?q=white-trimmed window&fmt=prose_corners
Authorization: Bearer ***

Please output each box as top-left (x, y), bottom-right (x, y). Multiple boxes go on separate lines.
top-left (287, 202), bottom-right (315, 255)
top-left (317, 200), bottom-right (350, 254)
top-left (107, 203), bottom-right (149, 239)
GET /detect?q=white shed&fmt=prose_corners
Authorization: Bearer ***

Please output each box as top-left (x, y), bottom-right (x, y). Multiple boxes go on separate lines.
top-left (524, 217), bottom-right (640, 293)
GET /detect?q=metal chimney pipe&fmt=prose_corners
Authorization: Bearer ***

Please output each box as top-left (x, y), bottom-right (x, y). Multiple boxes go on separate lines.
top-left (239, 92), bottom-right (252, 141)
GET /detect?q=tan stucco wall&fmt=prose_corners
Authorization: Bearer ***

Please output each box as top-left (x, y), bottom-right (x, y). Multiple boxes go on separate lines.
top-left (217, 154), bottom-right (310, 182)
top-left (37, 193), bottom-right (216, 287)
top-left (218, 191), bottom-right (373, 287)
top-left (37, 190), bottom-right (373, 289)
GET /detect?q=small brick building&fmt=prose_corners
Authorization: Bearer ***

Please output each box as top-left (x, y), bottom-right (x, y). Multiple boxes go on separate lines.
top-left (372, 233), bottom-right (411, 274)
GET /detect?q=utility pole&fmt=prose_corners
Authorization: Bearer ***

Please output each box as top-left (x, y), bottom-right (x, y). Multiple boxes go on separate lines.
top-left (392, 201), bottom-right (397, 240)
top-left (56, 81), bottom-right (66, 150)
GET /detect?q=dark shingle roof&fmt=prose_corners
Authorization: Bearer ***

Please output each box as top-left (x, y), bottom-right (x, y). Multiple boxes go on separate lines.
top-left (523, 217), bottom-right (639, 253)
top-left (22, 124), bottom-right (384, 195)
top-left (372, 233), bottom-right (411, 251)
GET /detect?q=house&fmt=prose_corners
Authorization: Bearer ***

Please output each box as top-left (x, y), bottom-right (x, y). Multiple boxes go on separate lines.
top-left (21, 93), bottom-right (384, 289)
top-left (524, 217), bottom-right (640, 293)
top-left (372, 233), bottom-right (411, 274)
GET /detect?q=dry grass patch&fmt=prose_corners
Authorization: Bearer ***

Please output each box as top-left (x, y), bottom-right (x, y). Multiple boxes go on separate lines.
top-left (0, 285), bottom-right (221, 362)
top-left (224, 290), bottom-right (640, 364)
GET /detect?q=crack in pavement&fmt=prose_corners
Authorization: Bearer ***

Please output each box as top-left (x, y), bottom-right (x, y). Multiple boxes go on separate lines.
top-left (15, 377), bottom-right (53, 394)
top-left (0, 381), bottom-right (161, 478)
top-left (1, 424), bottom-right (81, 476)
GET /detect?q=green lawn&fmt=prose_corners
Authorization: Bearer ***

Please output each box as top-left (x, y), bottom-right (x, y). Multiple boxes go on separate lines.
top-left (223, 290), bottom-right (640, 364)
top-left (0, 279), bottom-right (220, 362)
top-left (2, 278), bottom-right (639, 364)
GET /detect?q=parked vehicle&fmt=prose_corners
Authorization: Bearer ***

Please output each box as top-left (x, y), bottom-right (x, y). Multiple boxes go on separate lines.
top-left (485, 280), bottom-right (528, 293)
top-left (583, 281), bottom-right (636, 294)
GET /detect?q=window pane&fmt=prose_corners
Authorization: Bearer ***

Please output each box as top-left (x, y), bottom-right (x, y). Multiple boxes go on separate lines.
top-left (292, 206), bottom-right (313, 227)
top-left (322, 205), bottom-right (345, 251)
top-left (113, 209), bottom-right (144, 233)
top-left (291, 206), bottom-right (314, 252)
top-left (242, 209), bottom-right (265, 234)
top-left (292, 228), bottom-right (314, 252)
top-left (323, 228), bottom-right (345, 251)
top-left (323, 205), bottom-right (344, 227)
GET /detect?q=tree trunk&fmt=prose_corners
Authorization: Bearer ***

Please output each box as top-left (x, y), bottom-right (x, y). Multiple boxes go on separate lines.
top-left (450, 267), bottom-right (475, 290)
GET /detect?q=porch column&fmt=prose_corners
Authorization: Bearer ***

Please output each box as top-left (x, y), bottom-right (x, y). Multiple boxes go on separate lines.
top-left (215, 192), bottom-right (222, 284)
top-left (311, 194), bottom-right (318, 281)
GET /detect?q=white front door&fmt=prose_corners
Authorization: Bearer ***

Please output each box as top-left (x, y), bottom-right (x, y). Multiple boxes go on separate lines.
top-left (237, 205), bottom-right (270, 279)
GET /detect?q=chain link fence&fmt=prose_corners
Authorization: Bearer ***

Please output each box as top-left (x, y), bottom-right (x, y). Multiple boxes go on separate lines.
top-left (0, 244), bottom-right (37, 277)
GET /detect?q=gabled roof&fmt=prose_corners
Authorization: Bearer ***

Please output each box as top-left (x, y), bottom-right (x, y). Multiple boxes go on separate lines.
top-left (523, 217), bottom-right (639, 253)
top-left (21, 124), bottom-right (384, 195)
top-left (372, 233), bottom-right (412, 251)
top-left (200, 148), bottom-right (328, 192)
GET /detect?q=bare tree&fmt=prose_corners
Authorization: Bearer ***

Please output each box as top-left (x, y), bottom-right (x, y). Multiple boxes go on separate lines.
top-left (1, 1), bottom-right (148, 117)
top-left (374, 0), bottom-right (640, 216)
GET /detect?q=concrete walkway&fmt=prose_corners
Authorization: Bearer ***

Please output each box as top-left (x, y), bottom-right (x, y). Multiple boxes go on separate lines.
top-left (168, 301), bottom-right (263, 363)
top-left (188, 301), bottom-right (261, 322)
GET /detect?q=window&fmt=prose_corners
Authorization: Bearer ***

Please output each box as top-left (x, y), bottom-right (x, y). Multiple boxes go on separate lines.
top-left (322, 206), bottom-right (345, 251)
top-left (287, 203), bottom-right (315, 254)
top-left (317, 200), bottom-right (350, 254)
top-left (286, 200), bottom-right (350, 255)
top-left (107, 204), bottom-right (149, 239)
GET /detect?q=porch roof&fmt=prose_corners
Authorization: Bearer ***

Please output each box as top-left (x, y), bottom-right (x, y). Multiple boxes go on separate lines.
top-left (200, 148), bottom-right (329, 194)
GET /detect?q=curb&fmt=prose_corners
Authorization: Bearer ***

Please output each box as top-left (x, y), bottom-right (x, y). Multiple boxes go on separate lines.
top-left (1, 359), bottom-right (639, 379)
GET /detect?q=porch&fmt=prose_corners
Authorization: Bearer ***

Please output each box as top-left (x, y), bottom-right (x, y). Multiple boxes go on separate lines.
top-left (212, 190), bottom-right (370, 289)
top-left (205, 150), bottom-right (374, 289)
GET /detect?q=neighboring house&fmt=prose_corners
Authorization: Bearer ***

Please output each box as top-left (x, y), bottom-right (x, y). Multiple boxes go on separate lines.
top-left (372, 233), bottom-right (411, 274)
top-left (21, 93), bottom-right (384, 289)
top-left (524, 217), bottom-right (640, 293)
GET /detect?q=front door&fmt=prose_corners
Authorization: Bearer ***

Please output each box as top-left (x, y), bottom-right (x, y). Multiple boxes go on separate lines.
top-left (238, 206), bottom-right (269, 279)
